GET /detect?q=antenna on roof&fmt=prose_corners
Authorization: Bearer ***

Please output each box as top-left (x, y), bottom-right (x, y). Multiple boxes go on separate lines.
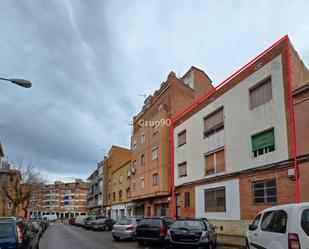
top-left (138, 94), bottom-right (146, 99)
top-left (125, 121), bottom-right (133, 126)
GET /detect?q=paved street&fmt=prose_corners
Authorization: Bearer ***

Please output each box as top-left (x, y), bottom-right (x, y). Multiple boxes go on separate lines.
top-left (39, 221), bottom-right (242, 249)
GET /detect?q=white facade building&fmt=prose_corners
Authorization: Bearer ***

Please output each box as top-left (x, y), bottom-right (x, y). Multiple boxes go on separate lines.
top-left (174, 55), bottom-right (290, 219)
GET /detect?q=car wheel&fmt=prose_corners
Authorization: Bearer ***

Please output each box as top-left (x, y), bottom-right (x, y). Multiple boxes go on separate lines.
top-left (113, 235), bottom-right (120, 241)
top-left (137, 240), bottom-right (145, 246)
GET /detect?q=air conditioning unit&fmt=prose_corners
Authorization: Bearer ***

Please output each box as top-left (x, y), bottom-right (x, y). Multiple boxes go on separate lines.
top-left (131, 168), bottom-right (136, 174)
top-left (127, 171), bottom-right (131, 177)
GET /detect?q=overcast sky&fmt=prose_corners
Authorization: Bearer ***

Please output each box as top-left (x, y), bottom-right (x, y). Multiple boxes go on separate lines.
top-left (0, 0), bottom-right (308, 183)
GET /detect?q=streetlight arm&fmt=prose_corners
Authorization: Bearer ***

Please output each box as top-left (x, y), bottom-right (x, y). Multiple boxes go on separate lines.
top-left (0, 77), bottom-right (32, 88)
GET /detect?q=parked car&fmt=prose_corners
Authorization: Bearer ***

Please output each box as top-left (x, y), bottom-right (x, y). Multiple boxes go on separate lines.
top-left (69, 217), bottom-right (76, 225)
top-left (28, 222), bottom-right (41, 249)
top-left (29, 218), bottom-right (46, 233)
top-left (112, 217), bottom-right (141, 240)
top-left (246, 202), bottom-right (309, 249)
top-left (90, 218), bottom-right (116, 231)
top-left (0, 217), bottom-right (30, 249)
top-left (83, 216), bottom-right (105, 229)
top-left (164, 218), bottom-right (217, 249)
top-left (135, 217), bottom-right (172, 245)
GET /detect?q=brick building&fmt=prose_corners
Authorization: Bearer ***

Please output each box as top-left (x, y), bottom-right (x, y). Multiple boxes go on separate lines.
top-left (104, 145), bottom-right (131, 217)
top-left (87, 161), bottom-right (104, 215)
top-left (110, 160), bottom-right (133, 219)
top-left (130, 67), bottom-right (213, 216)
top-left (172, 37), bottom-right (309, 244)
top-left (29, 179), bottom-right (88, 218)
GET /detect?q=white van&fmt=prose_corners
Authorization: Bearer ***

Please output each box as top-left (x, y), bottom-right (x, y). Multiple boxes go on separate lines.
top-left (75, 215), bottom-right (88, 226)
top-left (42, 214), bottom-right (57, 222)
top-left (246, 202), bottom-right (309, 249)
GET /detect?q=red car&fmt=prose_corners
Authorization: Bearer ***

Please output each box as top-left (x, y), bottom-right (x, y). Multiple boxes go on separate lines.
top-left (69, 217), bottom-right (76, 225)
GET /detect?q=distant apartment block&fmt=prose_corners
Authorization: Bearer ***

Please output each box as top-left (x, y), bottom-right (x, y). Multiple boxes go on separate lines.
top-left (130, 67), bottom-right (214, 216)
top-left (30, 179), bottom-right (88, 218)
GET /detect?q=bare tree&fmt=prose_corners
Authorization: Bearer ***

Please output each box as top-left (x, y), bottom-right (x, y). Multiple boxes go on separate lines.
top-left (2, 159), bottom-right (45, 218)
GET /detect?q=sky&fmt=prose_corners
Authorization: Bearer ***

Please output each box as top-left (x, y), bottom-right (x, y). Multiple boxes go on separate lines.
top-left (0, 0), bottom-right (308, 183)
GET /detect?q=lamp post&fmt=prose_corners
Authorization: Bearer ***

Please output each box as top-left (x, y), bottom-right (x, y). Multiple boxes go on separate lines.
top-left (0, 77), bottom-right (32, 88)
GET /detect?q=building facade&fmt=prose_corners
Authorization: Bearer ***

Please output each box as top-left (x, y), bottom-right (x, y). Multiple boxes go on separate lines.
top-left (131, 67), bottom-right (214, 216)
top-left (30, 179), bottom-right (88, 218)
top-left (87, 162), bottom-right (104, 215)
top-left (172, 38), bottom-right (309, 243)
top-left (104, 145), bottom-right (131, 217)
top-left (110, 160), bottom-right (133, 219)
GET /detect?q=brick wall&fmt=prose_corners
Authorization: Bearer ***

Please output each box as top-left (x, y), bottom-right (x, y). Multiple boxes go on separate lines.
top-left (239, 167), bottom-right (296, 220)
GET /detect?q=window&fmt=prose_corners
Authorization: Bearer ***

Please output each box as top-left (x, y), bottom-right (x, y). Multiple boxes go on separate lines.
top-left (141, 154), bottom-right (145, 165)
top-left (178, 130), bottom-right (186, 147)
top-left (132, 160), bottom-right (137, 171)
top-left (252, 129), bottom-right (275, 157)
top-left (253, 179), bottom-right (277, 204)
top-left (108, 194), bottom-right (111, 200)
top-left (8, 202), bottom-right (12, 209)
top-left (141, 178), bottom-right (145, 188)
top-left (152, 173), bottom-right (158, 185)
top-left (113, 192), bottom-right (116, 201)
top-left (204, 108), bottom-right (224, 137)
top-left (153, 123), bottom-right (159, 135)
top-left (184, 192), bottom-right (190, 208)
top-left (204, 149), bottom-right (225, 175)
top-left (152, 147), bottom-right (158, 160)
top-left (126, 188), bottom-right (130, 198)
top-left (132, 140), bottom-right (137, 150)
top-left (250, 214), bottom-right (262, 230)
top-left (261, 210), bottom-right (287, 233)
top-left (118, 190), bottom-right (123, 201)
top-left (178, 162), bottom-right (187, 177)
top-left (119, 175), bottom-right (123, 184)
top-left (204, 187), bottom-right (226, 212)
top-left (301, 209), bottom-right (309, 236)
top-left (132, 182), bottom-right (136, 192)
top-left (250, 77), bottom-right (272, 109)
top-left (141, 132), bottom-right (145, 143)
top-left (109, 180), bottom-right (112, 186)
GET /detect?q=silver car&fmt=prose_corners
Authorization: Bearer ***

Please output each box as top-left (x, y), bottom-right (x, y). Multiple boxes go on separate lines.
top-left (112, 217), bottom-right (141, 241)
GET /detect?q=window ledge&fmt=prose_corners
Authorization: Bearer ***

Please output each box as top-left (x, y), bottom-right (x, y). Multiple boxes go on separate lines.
top-left (204, 171), bottom-right (226, 178)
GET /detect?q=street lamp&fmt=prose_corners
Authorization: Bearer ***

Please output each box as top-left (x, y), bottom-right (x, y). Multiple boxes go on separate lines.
top-left (0, 77), bottom-right (32, 88)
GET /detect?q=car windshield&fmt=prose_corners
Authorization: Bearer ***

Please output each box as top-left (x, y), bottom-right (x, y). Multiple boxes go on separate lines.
top-left (0, 223), bottom-right (15, 238)
top-left (172, 220), bottom-right (205, 230)
top-left (116, 219), bottom-right (132, 225)
top-left (301, 209), bottom-right (309, 236)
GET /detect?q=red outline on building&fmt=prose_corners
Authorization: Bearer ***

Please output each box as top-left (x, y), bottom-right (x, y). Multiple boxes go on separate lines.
top-left (170, 35), bottom-right (300, 219)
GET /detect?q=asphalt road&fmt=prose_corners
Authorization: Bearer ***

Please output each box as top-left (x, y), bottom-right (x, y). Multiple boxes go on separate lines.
top-left (39, 221), bottom-right (242, 249)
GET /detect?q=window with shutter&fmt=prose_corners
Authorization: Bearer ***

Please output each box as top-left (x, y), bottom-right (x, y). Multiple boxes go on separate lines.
top-left (178, 130), bottom-right (186, 147)
top-left (178, 162), bottom-right (187, 177)
top-left (205, 149), bottom-right (225, 175)
top-left (204, 108), bottom-right (224, 137)
top-left (252, 129), bottom-right (275, 157)
top-left (204, 187), bottom-right (226, 212)
top-left (250, 77), bottom-right (272, 109)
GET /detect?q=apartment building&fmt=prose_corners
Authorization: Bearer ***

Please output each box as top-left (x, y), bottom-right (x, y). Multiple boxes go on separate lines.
top-left (87, 161), bottom-right (104, 214)
top-left (104, 145), bottom-right (131, 217)
top-left (30, 179), bottom-right (88, 218)
top-left (172, 38), bottom-right (309, 242)
top-left (0, 162), bottom-right (22, 217)
top-left (131, 67), bottom-right (214, 216)
top-left (110, 160), bottom-right (133, 219)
